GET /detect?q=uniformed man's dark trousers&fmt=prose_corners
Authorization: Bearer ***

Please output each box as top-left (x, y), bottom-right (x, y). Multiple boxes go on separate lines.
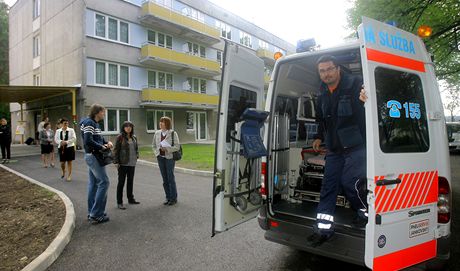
top-left (315, 146), bottom-right (367, 235)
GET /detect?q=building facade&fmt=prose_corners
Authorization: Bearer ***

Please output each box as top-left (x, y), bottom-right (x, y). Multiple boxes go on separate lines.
top-left (9, 0), bottom-right (295, 145)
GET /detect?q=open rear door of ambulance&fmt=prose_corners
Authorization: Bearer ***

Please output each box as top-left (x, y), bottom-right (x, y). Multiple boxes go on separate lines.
top-left (359, 17), bottom-right (438, 270)
top-left (212, 41), bottom-right (266, 236)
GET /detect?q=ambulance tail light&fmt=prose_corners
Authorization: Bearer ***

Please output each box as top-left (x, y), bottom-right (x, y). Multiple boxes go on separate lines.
top-left (260, 162), bottom-right (267, 199)
top-left (438, 176), bottom-right (451, 224)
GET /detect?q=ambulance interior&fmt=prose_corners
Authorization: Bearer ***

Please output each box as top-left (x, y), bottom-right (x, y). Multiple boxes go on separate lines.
top-left (269, 47), bottom-right (365, 231)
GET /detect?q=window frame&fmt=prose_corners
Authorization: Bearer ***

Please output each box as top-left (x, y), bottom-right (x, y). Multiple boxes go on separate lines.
top-left (215, 20), bottom-right (232, 40)
top-left (33, 35), bottom-right (40, 58)
top-left (147, 29), bottom-right (173, 50)
top-left (239, 31), bottom-right (252, 48)
top-left (147, 69), bottom-right (174, 90)
top-left (94, 13), bottom-right (130, 44)
top-left (33, 0), bottom-right (40, 19)
top-left (95, 61), bottom-right (130, 88)
top-left (186, 77), bottom-right (206, 93)
top-left (100, 108), bottom-right (131, 134)
top-left (146, 109), bottom-right (174, 133)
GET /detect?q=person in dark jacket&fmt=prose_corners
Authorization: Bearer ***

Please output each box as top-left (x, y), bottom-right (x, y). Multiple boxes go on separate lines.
top-left (308, 55), bottom-right (367, 247)
top-left (80, 104), bottom-right (113, 224)
top-left (113, 121), bottom-right (140, 210)
top-left (0, 118), bottom-right (11, 164)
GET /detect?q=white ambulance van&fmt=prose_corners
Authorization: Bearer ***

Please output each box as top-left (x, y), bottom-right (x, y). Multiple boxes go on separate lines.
top-left (212, 17), bottom-right (451, 270)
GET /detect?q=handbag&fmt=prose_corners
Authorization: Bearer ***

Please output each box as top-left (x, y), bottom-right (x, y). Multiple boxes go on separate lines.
top-left (171, 131), bottom-right (183, 161)
top-left (93, 148), bottom-right (113, 166)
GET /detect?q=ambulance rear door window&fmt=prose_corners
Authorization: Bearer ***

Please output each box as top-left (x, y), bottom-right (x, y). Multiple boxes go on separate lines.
top-left (375, 67), bottom-right (429, 153)
top-left (226, 85), bottom-right (257, 143)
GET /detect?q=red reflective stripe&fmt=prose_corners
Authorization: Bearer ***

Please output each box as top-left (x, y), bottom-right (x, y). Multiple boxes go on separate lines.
top-left (391, 173), bottom-right (413, 212)
top-left (423, 171), bottom-right (438, 204)
top-left (374, 176), bottom-right (385, 213)
top-left (388, 173), bottom-right (411, 212)
top-left (415, 171), bottom-right (434, 206)
top-left (373, 240), bottom-right (436, 271)
top-left (366, 48), bottom-right (426, 72)
top-left (402, 172), bottom-right (422, 210)
top-left (377, 177), bottom-right (392, 213)
top-left (382, 173), bottom-right (404, 213)
top-left (407, 171), bottom-right (427, 208)
top-left (396, 172), bottom-right (419, 211)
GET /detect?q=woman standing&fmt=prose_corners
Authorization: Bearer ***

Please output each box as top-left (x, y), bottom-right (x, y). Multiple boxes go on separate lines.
top-left (152, 117), bottom-right (180, 206)
top-left (39, 122), bottom-right (55, 168)
top-left (54, 118), bottom-right (76, 181)
top-left (0, 118), bottom-right (11, 164)
top-left (113, 121), bottom-right (140, 209)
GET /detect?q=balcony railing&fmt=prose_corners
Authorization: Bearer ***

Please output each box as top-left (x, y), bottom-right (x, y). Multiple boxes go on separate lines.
top-left (141, 87), bottom-right (219, 107)
top-left (141, 1), bottom-right (221, 45)
top-left (140, 44), bottom-right (221, 78)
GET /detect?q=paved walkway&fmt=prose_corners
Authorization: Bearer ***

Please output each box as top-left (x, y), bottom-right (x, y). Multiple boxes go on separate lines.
top-left (5, 153), bottom-right (295, 271)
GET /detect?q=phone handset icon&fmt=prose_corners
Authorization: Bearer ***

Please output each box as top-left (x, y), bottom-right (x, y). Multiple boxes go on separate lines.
top-left (387, 100), bottom-right (402, 118)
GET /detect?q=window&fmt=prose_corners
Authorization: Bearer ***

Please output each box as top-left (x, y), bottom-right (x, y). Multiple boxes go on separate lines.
top-left (215, 20), bottom-right (231, 40)
top-left (95, 61), bottom-right (129, 87)
top-left (100, 109), bottom-right (130, 133)
top-left (240, 31), bottom-right (252, 48)
top-left (120, 22), bottom-right (129, 43)
top-left (96, 62), bottom-right (106, 84)
top-left (108, 18), bottom-right (118, 40)
top-left (375, 67), bottom-right (429, 153)
top-left (108, 64), bottom-right (118, 85)
top-left (227, 85), bottom-right (257, 142)
top-left (120, 66), bottom-right (129, 87)
top-left (186, 77), bottom-right (206, 93)
top-left (186, 112), bottom-right (207, 140)
top-left (186, 42), bottom-right (205, 58)
top-left (147, 70), bottom-right (173, 89)
top-left (155, 0), bottom-right (172, 8)
top-left (33, 0), bottom-right (40, 19)
top-left (146, 110), bottom-right (173, 132)
top-left (95, 14), bottom-right (129, 44)
top-left (33, 35), bottom-right (40, 58)
top-left (95, 14), bottom-right (106, 38)
top-left (181, 6), bottom-right (204, 22)
top-left (33, 74), bottom-right (40, 86)
top-left (148, 30), bottom-right (172, 49)
top-left (259, 40), bottom-right (268, 50)
top-left (217, 51), bottom-right (223, 68)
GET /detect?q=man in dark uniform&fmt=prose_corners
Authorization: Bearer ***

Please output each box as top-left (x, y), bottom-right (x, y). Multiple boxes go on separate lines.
top-left (308, 55), bottom-right (367, 246)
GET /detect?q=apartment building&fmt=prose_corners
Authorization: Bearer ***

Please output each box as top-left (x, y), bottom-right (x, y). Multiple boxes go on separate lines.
top-left (8, 0), bottom-right (295, 145)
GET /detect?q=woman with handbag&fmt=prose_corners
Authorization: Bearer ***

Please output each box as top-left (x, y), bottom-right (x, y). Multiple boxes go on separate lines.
top-left (54, 118), bottom-right (76, 181)
top-left (152, 116), bottom-right (180, 206)
top-left (39, 122), bottom-right (55, 168)
top-left (113, 121), bottom-right (140, 210)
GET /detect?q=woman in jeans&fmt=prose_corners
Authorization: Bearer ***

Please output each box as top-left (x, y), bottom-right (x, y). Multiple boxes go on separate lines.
top-left (152, 116), bottom-right (180, 206)
top-left (113, 121), bottom-right (140, 209)
top-left (39, 122), bottom-right (55, 168)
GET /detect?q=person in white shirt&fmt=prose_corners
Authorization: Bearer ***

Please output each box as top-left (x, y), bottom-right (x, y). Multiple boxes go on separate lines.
top-left (54, 118), bottom-right (77, 181)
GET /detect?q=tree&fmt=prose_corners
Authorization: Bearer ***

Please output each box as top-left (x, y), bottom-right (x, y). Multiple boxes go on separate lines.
top-left (0, 0), bottom-right (9, 120)
top-left (442, 74), bottom-right (460, 121)
top-left (346, 0), bottom-right (460, 85)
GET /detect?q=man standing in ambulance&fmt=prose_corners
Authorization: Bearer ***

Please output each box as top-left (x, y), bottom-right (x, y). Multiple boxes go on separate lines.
top-left (309, 55), bottom-right (367, 247)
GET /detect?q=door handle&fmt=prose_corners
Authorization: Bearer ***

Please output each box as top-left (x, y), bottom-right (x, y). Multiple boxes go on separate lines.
top-left (376, 178), bottom-right (401, 186)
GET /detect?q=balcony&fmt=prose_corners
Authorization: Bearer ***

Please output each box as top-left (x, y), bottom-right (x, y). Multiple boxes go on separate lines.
top-left (140, 1), bottom-right (221, 46)
top-left (141, 88), bottom-right (219, 108)
top-left (256, 48), bottom-right (275, 67)
top-left (140, 44), bottom-right (221, 78)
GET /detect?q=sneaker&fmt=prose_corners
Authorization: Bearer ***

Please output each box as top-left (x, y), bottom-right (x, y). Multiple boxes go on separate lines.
top-left (66, 176), bottom-right (72, 182)
top-left (167, 199), bottom-right (177, 206)
top-left (89, 216), bottom-right (110, 224)
top-left (163, 200), bottom-right (170, 205)
top-left (307, 232), bottom-right (333, 247)
top-left (351, 215), bottom-right (368, 230)
top-left (117, 204), bottom-right (126, 210)
top-left (128, 200), bottom-right (140, 204)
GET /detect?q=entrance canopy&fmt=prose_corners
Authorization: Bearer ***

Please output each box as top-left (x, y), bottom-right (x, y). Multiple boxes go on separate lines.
top-left (0, 85), bottom-right (78, 103)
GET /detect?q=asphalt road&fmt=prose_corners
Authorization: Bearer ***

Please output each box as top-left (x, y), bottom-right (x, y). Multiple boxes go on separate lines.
top-left (5, 153), bottom-right (459, 271)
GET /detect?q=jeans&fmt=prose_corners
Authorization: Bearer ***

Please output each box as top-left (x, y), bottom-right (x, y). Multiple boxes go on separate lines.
top-left (84, 153), bottom-right (110, 218)
top-left (1, 141), bottom-right (11, 159)
top-left (117, 165), bottom-right (136, 204)
top-left (157, 156), bottom-right (177, 201)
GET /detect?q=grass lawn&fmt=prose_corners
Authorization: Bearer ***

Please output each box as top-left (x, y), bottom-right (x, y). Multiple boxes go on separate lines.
top-left (139, 143), bottom-right (215, 171)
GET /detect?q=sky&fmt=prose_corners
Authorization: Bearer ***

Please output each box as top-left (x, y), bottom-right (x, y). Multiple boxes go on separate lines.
top-left (4, 0), bottom-right (354, 48)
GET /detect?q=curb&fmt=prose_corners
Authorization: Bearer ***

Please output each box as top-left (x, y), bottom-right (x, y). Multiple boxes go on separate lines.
top-left (0, 164), bottom-right (76, 271)
top-left (137, 159), bottom-right (214, 177)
